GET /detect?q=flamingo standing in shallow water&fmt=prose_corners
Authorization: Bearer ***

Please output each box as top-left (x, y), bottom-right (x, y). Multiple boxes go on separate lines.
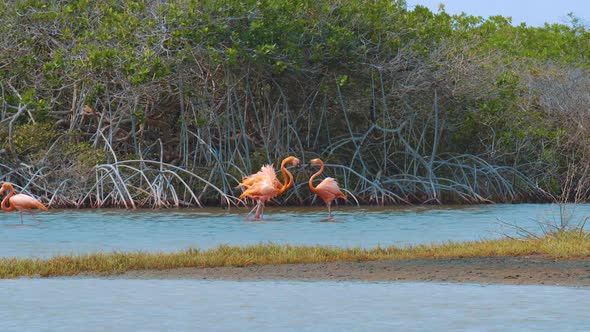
top-left (237, 156), bottom-right (300, 220)
top-left (308, 158), bottom-right (346, 220)
top-left (0, 182), bottom-right (48, 223)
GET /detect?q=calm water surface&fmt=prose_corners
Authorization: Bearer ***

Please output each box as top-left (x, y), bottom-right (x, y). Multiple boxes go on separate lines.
top-left (0, 280), bottom-right (588, 331)
top-left (1, 204), bottom-right (590, 258)
top-left (3, 205), bottom-right (590, 331)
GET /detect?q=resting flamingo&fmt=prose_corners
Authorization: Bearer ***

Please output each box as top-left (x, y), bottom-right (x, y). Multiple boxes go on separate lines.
top-left (237, 156), bottom-right (300, 220)
top-left (0, 182), bottom-right (48, 223)
top-left (308, 158), bottom-right (346, 219)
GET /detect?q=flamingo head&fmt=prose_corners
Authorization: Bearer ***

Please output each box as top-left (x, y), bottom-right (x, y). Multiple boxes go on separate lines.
top-left (0, 182), bottom-right (12, 195)
top-left (309, 158), bottom-right (323, 166)
top-left (285, 156), bottom-right (300, 167)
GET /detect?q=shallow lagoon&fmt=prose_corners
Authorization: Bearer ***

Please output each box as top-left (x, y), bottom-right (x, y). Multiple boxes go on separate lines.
top-left (3, 204), bottom-right (590, 331)
top-left (1, 204), bottom-right (590, 258)
top-left (1, 279), bottom-right (589, 332)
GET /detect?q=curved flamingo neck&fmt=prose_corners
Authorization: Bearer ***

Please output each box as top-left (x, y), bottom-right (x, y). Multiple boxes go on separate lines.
top-left (278, 158), bottom-right (294, 194)
top-left (308, 160), bottom-right (325, 194)
top-left (1, 184), bottom-right (15, 212)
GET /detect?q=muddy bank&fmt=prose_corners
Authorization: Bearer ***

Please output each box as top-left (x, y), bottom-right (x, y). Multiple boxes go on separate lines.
top-left (90, 255), bottom-right (590, 286)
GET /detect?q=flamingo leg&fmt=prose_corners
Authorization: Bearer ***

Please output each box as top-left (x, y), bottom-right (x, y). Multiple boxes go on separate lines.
top-left (254, 202), bottom-right (264, 220)
top-left (246, 203), bottom-right (259, 220)
top-left (246, 201), bottom-right (264, 221)
top-left (19, 210), bottom-right (23, 224)
top-left (327, 202), bottom-right (332, 219)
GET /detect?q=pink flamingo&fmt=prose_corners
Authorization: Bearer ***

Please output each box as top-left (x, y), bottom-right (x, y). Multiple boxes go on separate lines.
top-left (0, 182), bottom-right (48, 223)
top-left (308, 158), bottom-right (346, 219)
top-left (237, 156), bottom-right (300, 220)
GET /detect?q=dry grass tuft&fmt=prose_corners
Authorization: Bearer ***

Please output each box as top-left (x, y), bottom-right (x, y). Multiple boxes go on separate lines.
top-left (1, 232), bottom-right (589, 279)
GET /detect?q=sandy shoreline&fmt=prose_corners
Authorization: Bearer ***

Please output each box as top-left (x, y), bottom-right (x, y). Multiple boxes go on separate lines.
top-left (81, 255), bottom-right (590, 286)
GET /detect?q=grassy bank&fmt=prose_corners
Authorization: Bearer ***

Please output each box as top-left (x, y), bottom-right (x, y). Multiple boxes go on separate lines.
top-left (1, 232), bottom-right (589, 279)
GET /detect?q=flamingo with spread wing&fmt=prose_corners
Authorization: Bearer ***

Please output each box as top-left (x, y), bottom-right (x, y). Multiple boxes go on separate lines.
top-left (237, 156), bottom-right (300, 220)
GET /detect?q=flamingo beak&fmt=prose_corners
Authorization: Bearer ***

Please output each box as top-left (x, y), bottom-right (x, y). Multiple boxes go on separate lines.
top-left (290, 158), bottom-right (301, 168)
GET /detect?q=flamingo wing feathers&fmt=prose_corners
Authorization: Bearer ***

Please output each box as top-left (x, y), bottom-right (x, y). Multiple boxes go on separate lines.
top-left (238, 165), bottom-right (281, 201)
top-left (238, 165), bottom-right (278, 187)
top-left (9, 194), bottom-right (48, 211)
top-left (315, 177), bottom-right (345, 202)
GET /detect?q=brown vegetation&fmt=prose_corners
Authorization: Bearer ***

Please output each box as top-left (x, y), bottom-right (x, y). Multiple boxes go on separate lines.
top-left (0, 1), bottom-right (588, 207)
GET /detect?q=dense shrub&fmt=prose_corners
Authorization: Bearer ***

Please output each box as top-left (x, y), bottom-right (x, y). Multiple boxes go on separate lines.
top-left (0, 0), bottom-right (588, 206)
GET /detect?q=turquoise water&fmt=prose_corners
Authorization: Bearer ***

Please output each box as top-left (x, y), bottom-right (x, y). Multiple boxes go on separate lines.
top-left (2, 204), bottom-right (590, 331)
top-left (1, 280), bottom-right (588, 331)
top-left (1, 204), bottom-right (590, 258)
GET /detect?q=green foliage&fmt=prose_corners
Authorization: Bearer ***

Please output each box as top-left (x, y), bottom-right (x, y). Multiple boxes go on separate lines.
top-left (60, 141), bottom-right (106, 169)
top-left (4, 123), bottom-right (104, 170)
top-left (2, 0), bottom-right (586, 81)
top-left (472, 14), bottom-right (590, 65)
top-left (8, 123), bottom-right (59, 157)
top-left (0, 0), bottom-right (588, 204)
